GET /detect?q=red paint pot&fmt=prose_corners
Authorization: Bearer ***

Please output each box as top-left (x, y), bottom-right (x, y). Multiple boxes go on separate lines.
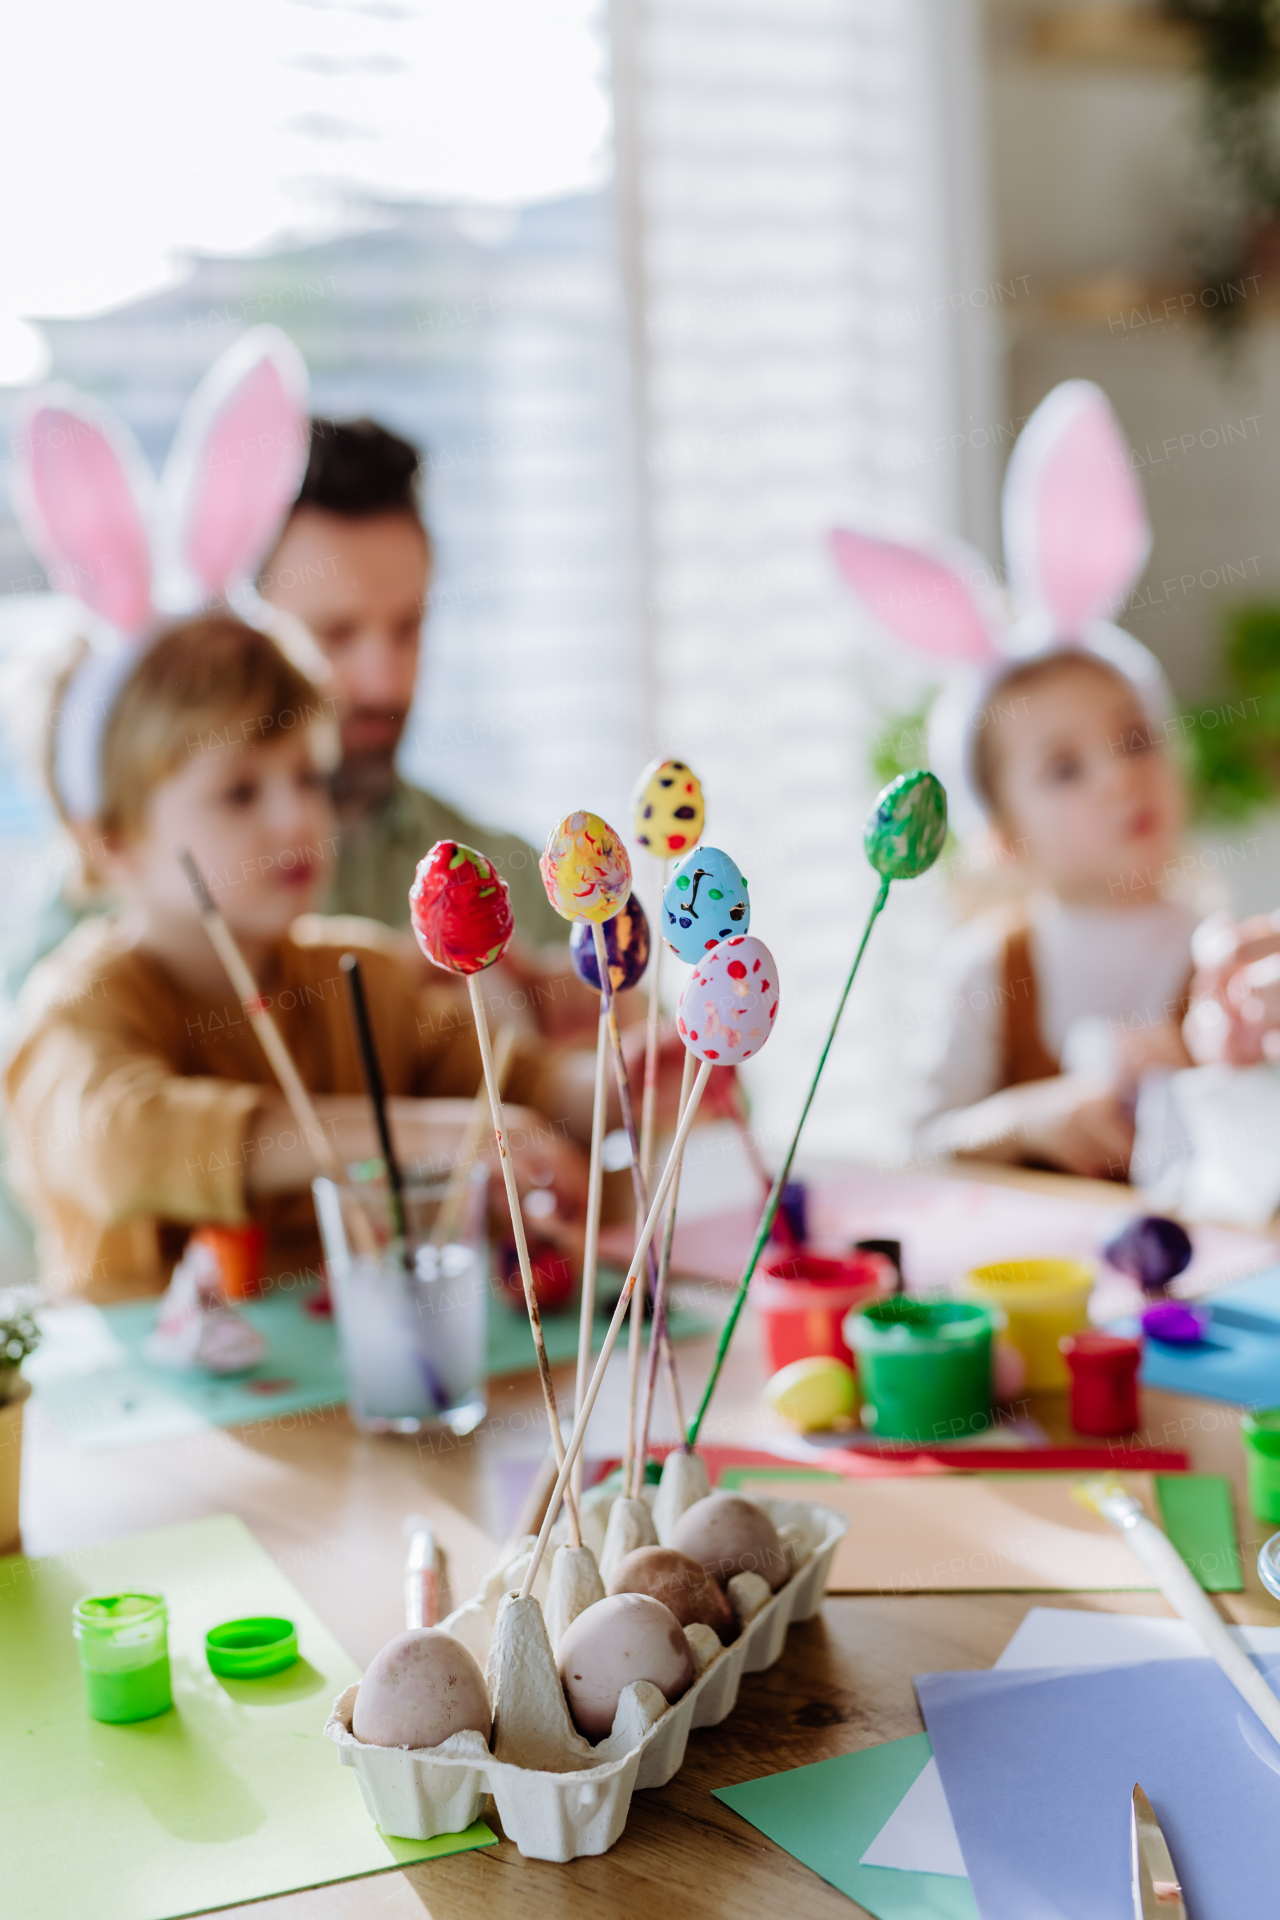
top-left (1059, 1330), bottom-right (1142, 1438)
top-left (190, 1224), bottom-right (267, 1300)
top-left (753, 1250), bottom-right (895, 1372)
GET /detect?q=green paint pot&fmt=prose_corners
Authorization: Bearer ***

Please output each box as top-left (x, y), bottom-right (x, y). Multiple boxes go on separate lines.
top-left (72, 1591), bottom-right (172, 1724)
top-left (1241, 1411), bottom-right (1280, 1523)
top-left (844, 1298), bottom-right (997, 1443)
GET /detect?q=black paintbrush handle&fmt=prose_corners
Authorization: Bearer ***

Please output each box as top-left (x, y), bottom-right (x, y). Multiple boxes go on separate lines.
top-left (340, 953), bottom-right (409, 1246)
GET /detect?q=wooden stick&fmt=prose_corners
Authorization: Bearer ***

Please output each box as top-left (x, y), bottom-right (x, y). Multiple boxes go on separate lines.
top-left (520, 1056), bottom-right (712, 1599)
top-left (428, 1024), bottom-right (517, 1250)
top-left (633, 1044), bottom-right (696, 1484)
top-left (180, 851), bottom-right (377, 1255)
top-left (638, 855), bottom-right (667, 1183)
top-left (466, 971), bottom-right (579, 1547)
top-left (590, 920), bottom-right (680, 1495)
top-left (572, 996), bottom-right (610, 1509)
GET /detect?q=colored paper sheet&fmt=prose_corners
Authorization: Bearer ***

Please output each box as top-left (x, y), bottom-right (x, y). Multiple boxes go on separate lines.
top-left (1113, 1262), bottom-right (1280, 1405)
top-left (0, 1515), bottom-right (494, 1920)
top-left (864, 1607), bottom-right (1280, 1877)
top-left (723, 1468), bottom-right (1240, 1593)
top-left (713, 1732), bottom-right (977, 1920)
top-left (28, 1286), bottom-right (707, 1451)
top-left (916, 1654), bottom-right (1280, 1920)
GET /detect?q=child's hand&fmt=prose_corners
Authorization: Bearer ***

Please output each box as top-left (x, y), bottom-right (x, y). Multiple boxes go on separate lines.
top-left (1186, 910), bottom-right (1280, 1066)
top-left (949, 1074), bottom-right (1135, 1180)
top-left (1115, 1016), bottom-right (1192, 1081)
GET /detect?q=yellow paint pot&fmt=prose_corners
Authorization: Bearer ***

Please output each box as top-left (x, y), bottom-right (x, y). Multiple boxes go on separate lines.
top-left (959, 1257), bottom-right (1094, 1391)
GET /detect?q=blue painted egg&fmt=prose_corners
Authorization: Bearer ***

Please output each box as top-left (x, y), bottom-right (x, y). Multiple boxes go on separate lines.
top-left (677, 935), bottom-right (779, 1065)
top-left (569, 893), bottom-right (651, 992)
top-left (661, 848), bottom-right (749, 963)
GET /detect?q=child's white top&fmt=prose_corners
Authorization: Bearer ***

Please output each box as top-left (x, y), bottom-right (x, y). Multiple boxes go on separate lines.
top-left (913, 894), bottom-right (1198, 1142)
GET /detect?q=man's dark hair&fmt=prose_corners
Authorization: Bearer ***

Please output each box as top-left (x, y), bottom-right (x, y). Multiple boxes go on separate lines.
top-left (294, 417), bottom-right (424, 523)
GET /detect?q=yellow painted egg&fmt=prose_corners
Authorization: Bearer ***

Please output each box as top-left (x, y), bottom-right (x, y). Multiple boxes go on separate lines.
top-left (764, 1356), bottom-right (858, 1432)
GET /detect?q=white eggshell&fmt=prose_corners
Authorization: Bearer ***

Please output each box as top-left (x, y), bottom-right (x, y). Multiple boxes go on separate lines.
top-left (352, 1628), bottom-right (492, 1750)
top-left (676, 935), bottom-right (779, 1065)
top-left (670, 1493), bottom-right (789, 1591)
top-left (557, 1593), bottom-right (694, 1740)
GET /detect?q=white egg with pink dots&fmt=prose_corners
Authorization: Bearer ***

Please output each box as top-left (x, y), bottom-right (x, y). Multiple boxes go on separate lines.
top-left (676, 935), bottom-right (779, 1064)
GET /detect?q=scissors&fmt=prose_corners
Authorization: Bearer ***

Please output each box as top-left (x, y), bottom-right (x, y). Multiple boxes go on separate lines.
top-left (1131, 1783), bottom-right (1187, 1917)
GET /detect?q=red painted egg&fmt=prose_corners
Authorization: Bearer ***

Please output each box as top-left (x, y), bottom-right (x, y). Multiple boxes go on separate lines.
top-left (409, 841), bottom-right (514, 975)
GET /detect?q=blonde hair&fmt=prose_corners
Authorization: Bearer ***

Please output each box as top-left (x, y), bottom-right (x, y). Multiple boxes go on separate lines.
top-left (47, 615), bottom-right (333, 843)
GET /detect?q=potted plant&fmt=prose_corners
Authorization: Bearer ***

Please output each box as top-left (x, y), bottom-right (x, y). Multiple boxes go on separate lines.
top-left (0, 1297), bottom-right (40, 1554)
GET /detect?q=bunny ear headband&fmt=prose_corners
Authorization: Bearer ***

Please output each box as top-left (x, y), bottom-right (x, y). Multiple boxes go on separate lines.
top-left (12, 326), bottom-right (311, 821)
top-left (829, 379), bottom-right (1172, 838)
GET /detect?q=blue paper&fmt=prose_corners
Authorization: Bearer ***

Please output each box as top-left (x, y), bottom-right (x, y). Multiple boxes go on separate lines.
top-left (916, 1655), bottom-right (1280, 1920)
top-left (1112, 1263), bottom-right (1280, 1405)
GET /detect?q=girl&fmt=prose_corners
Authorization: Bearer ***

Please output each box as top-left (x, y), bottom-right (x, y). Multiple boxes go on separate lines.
top-left (833, 380), bottom-right (1197, 1178)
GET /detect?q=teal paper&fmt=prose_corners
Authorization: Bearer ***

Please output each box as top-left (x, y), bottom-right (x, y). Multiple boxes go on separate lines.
top-left (30, 1283), bottom-right (707, 1451)
top-left (713, 1733), bottom-right (977, 1920)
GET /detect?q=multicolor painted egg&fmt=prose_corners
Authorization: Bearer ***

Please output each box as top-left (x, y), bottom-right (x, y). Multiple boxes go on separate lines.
top-left (661, 847), bottom-right (749, 962)
top-left (676, 935), bottom-right (779, 1065)
top-left (569, 892), bottom-right (651, 992)
top-left (863, 769), bottom-right (947, 881)
top-left (409, 841), bottom-right (514, 974)
top-left (540, 811), bottom-right (632, 924)
top-left (631, 757), bottom-right (705, 858)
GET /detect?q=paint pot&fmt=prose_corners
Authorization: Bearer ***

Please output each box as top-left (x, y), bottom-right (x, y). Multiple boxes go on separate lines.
top-left (1241, 1412), bottom-right (1280, 1523)
top-left (844, 1298), bottom-right (998, 1444)
top-left (1141, 1301), bottom-right (1210, 1346)
top-left (189, 1222), bottom-right (267, 1299)
top-left (1059, 1330), bottom-right (1141, 1438)
top-left (753, 1250), bottom-right (894, 1373)
top-left (72, 1592), bottom-right (172, 1724)
top-left (960, 1258), bottom-right (1093, 1392)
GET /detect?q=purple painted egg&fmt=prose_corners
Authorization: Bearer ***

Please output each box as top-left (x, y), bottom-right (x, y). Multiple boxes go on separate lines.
top-left (676, 935), bottom-right (779, 1065)
top-left (569, 892), bottom-right (651, 992)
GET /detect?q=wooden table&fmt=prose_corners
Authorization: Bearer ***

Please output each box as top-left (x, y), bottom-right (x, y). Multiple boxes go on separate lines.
top-left (20, 1167), bottom-right (1280, 1920)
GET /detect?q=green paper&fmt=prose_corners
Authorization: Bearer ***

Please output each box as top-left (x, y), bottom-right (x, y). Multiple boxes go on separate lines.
top-left (1154, 1472), bottom-right (1243, 1592)
top-left (29, 1285), bottom-right (707, 1452)
top-left (719, 1468), bottom-right (1243, 1594)
top-left (0, 1515), bottom-right (495, 1920)
top-left (713, 1732), bottom-right (976, 1920)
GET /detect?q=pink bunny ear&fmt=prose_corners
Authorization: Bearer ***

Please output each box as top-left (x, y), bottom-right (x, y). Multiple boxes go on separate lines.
top-left (12, 390), bottom-right (154, 634)
top-left (1002, 380), bottom-right (1151, 637)
top-left (154, 326), bottom-right (310, 607)
top-left (829, 528), bottom-right (1003, 667)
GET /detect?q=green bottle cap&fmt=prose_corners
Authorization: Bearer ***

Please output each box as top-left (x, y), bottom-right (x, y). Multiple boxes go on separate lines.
top-left (205, 1616), bottom-right (298, 1678)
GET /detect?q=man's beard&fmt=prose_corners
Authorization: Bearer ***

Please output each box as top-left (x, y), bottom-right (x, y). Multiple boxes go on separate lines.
top-left (332, 712), bottom-right (403, 813)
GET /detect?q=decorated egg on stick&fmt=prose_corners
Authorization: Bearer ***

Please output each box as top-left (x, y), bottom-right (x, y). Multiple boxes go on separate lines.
top-left (569, 892), bottom-right (650, 992)
top-left (631, 757), bottom-right (705, 857)
top-left (540, 811), bottom-right (631, 924)
top-left (677, 935), bottom-right (778, 1065)
top-left (409, 842), bottom-right (514, 974)
top-left (408, 839), bottom-right (580, 1546)
top-left (661, 848), bottom-right (749, 962)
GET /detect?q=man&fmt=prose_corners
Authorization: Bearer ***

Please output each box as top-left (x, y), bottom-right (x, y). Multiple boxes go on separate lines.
top-left (258, 417), bottom-right (565, 951)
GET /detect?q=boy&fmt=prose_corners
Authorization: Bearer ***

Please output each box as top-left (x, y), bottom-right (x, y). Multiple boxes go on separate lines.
top-left (3, 616), bottom-right (592, 1303)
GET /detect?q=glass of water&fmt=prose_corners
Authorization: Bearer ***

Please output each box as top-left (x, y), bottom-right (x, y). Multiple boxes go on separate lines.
top-left (312, 1169), bottom-right (488, 1436)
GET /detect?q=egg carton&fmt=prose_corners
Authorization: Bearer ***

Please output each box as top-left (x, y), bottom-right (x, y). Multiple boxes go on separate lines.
top-left (324, 1493), bottom-right (847, 1861)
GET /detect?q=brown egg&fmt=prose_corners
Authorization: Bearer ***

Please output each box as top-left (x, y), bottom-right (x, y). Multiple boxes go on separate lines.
top-left (352, 1628), bottom-right (491, 1749)
top-left (670, 1492), bottom-right (789, 1591)
top-left (557, 1593), bottom-right (694, 1740)
top-left (607, 1545), bottom-right (735, 1637)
